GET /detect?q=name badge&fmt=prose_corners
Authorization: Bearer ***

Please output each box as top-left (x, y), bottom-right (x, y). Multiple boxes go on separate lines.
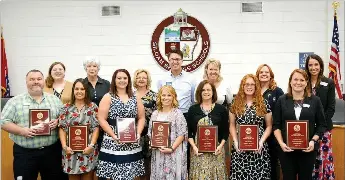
top-left (166, 82), bottom-right (172, 86)
top-left (320, 82), bottom-right (328, 86)
top-left (303, 104), bottom-right (310, 108)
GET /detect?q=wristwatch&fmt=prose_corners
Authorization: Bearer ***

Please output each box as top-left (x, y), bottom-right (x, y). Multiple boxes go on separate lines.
top-left (311, 139), bottom-right (318, 144)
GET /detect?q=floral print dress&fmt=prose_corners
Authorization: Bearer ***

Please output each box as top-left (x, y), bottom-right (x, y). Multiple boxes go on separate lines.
top-left (189, 104), bottom-right (228, 180)
top-left (58, 102), bottom-right (99, 174)
top-left (135, 90), bottom-right (157, 159)
top-left (148, 108), bottom-right (188, 180)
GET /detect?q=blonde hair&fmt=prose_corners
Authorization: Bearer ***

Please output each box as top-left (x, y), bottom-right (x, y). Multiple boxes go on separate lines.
top-left (133, 69), bottom-right (152, 89)
top-left (203, 58), bottom-right (223, 82)
top-left (156, 85), bottom-right (179, 111)
top-left (230, 74), bottom-right (267, 117)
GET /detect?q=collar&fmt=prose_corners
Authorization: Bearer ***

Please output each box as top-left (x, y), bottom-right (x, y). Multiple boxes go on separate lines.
top-left (25, 92), bottom-right (47, 102)
top-left (84, 76), bottom-right (105, 84)
top-left (170, 70), bottom-right (184, 78)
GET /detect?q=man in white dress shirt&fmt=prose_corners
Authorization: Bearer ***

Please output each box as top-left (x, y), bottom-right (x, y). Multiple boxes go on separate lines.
top-left (157, 49), bottom-right (196, 118)
top-left (157, 49), bottom-right (196, 172)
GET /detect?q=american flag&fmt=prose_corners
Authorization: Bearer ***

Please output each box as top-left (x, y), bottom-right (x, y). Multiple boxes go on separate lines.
top-left (1, 30), bottom-right (11, 98)
top-left (328, 11), bottom-right (343, 99)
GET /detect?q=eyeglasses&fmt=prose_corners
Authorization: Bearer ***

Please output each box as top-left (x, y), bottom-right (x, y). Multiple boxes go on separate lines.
top-left (169, 58), bottom-right (182, 62)
top-left (136, 77), bottom-right (147, 80)
top-left (244, 83), bottom-right (256, 87)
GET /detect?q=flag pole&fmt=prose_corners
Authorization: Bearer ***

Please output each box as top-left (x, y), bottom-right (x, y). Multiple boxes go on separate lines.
top-left (332, 1), bottom-right (343, 95)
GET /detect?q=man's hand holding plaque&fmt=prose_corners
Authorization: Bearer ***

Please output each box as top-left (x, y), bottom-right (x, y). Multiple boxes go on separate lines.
top-left (286, 120), bottom-right (309, 149)
top-left (116, 118), bottom-right (137, 143)
top-left (238, 125), bottom-right (258, 151)
top-left (151, 121), bottom-right (171, 148)
top-left (197, 125), bottom-right (218, 153)
top-left (29, 109), bottom-right (51, 136)
top-left (68, 125), bottom-right (89, 152)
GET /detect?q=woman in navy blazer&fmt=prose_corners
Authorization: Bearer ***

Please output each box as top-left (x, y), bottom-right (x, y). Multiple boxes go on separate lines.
top-left (256, 64), bottom-right (284, 180)
top-left (273, 69), bottom-right (327, 180)
top-left (305, 54), bottom-right (336, 179)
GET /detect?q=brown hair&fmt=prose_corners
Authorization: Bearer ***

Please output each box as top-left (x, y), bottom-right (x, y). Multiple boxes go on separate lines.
top-left (230, 74), bottom-right (267, 117)
top-left (45, 62), bottom-right (66, 88)
top-left (70, 78), bottom-right (91, 105)
top-left (255, 64), bottom-right (277, 90)
top-left (156, 85), bottom-right (179, 111)
top-left (195, 80), bottom-right (218, 104)
top-left (110, 69), bottom-right (133, 97)
top-left (304, 54), bottom-right (325, 88)
top-left (167, 49), bottom-right (183, 59)
top-left (287, 69), bottom-right (311, 98)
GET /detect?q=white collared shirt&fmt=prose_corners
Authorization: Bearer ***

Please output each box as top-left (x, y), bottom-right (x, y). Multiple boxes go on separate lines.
top-left (157, 71), bottom-right (196, 113)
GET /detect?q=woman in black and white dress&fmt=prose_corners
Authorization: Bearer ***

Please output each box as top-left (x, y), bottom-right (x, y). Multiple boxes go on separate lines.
top-left (229, 74), bottom-right (272, 180)
top-left (96, 69), bottom-right (145, 180)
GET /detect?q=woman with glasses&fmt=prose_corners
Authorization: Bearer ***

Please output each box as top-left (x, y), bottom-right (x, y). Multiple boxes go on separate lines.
top-left (133, 69), bottom-right (157, 179)
top-left (229, 74), bottom-right (272, 180)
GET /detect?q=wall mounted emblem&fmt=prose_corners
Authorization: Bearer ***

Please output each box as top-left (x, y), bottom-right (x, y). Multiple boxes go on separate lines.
top-left (151, 8), bottom-right (211, 72)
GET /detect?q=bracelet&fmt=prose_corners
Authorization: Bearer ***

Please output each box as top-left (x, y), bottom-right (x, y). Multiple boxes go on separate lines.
top-left (63, 146), bottom-right (68, 151)
top-left (169, 146), bottom-right (175, 152)
top-left (88, 143), bottom-right (95, 148)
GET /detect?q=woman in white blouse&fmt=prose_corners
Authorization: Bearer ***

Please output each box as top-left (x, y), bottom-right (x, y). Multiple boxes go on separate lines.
top-left (201, 58), bottom-right (233, 107)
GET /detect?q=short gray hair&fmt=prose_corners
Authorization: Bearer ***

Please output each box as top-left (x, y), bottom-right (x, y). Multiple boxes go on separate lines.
top-left (83, 56), bottom-right (101, 71)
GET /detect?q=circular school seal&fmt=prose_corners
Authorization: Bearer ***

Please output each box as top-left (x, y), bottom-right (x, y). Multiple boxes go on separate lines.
top-left (204, 129), bottom-right (211, 136)
top-left (245, 128), bottom-right (252, 135)
top-left (37, 112), bottom-right (43, 119)
top-left (294, 125), bottom-right (300, 132)
top-left (151, 8), bottom-right (211, 72)
top-left (75, 129), bottom-right (81, 136)
top-left (158, 125), bottom-right (164, 131)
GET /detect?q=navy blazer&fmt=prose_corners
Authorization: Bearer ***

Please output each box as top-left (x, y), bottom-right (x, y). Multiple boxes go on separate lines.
top-left (273, 94), bottom-right (327, 143)
top-left (313, 76), bottom-right (336, 131)
top-left (263, 87), bottom-right (284, 114)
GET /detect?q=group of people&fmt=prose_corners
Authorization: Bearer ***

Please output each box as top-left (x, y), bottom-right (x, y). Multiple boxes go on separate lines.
top-left (0, 50), bottom-right (336, 180)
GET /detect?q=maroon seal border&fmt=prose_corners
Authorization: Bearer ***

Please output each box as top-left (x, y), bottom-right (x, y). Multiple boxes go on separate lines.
top-left (151, 15), bottom-right (210, 72)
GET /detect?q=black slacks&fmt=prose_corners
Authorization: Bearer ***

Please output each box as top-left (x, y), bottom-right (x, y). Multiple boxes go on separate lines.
top-left (13, 141), bottom-right (67, 180)
top-left (267, 135), bottom-right (280, 180)
top-left (278, 148), bottom-right (317, 180)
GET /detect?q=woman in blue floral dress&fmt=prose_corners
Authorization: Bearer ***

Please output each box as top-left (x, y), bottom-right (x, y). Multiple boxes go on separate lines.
top-left (133, 69), bottom-right (157, 179)
top-left (58, 78), bottom-right (100, 180)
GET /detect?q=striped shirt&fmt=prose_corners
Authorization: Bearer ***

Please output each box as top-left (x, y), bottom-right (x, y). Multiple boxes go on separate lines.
top-left (1, 92), bottom-right (63, 148)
